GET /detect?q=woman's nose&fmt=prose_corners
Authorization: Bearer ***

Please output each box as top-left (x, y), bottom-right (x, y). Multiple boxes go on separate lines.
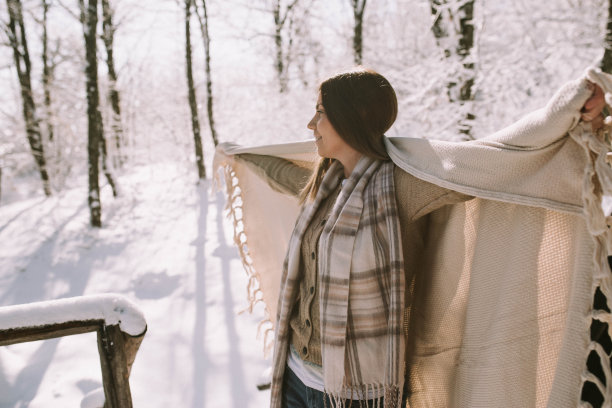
top-left (307, 116), bottom-right (315, 130)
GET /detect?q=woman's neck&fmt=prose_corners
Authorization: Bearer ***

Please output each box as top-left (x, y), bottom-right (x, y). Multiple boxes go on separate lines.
top-left (338, 150), bottom-right (363, 178)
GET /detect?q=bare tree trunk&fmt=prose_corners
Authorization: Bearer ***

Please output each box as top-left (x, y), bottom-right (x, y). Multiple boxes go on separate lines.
top-left (99, 132), bottom-right (118, 197)
top-left (194, 0), bottom-right (218, 146)
top-left (80, 0), bottom-right (102, 226)
top-left (41, 0), bottom-right (54, 143)
top-left (273, 1), bottom-right (285, 93)
top-left (430, 0), bottom-right (476, 139)
top-left (101, 0), bottom-right (125, 167)
top-left (350, 0), bottom-right (366, 65)
top-left (185, 0), bottom-right (206, 179)
top-left (6, 0), bottom-right (52, 196)
top-left (601, 0), bottom-right (612, 73)
top-left (81, 0), bottom-right (118, 205)
top-left (272, 0), bottom-right (298, 93)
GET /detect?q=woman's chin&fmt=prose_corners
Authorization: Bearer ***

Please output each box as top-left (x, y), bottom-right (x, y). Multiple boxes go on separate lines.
top-left (315, 144), bottom-right (324, 156)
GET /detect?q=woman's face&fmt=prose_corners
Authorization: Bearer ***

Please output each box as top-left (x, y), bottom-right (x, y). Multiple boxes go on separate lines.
top-left (307, 93), bottom-right (352, 160)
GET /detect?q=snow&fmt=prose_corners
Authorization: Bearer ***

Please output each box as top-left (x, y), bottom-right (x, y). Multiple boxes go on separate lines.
top-left (81, 389), bottom-right (104, 408)
top-left (0, 293), bottom-right (146, 336)
top-left (0, 163), bottom-right (270, 407)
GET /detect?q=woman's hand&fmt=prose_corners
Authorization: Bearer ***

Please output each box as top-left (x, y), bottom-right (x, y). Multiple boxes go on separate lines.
top-left (581, 82), bottom-right (606, 131)
top-left (215, 142), bottom-right (239, 166)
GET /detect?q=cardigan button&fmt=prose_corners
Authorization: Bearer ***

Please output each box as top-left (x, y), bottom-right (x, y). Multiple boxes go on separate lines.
top-left (309, 286), bottom-right (315, 295)
top-left (311, 252), bottom-right (315, 260)
top-left (306, 319), bottom-right (311, 328)
top-left (302, 347), bottom-right (308, 355)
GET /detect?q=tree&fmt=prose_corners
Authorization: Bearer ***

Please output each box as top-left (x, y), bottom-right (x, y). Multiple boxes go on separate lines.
top-left (79, 0), bottom-right (120, 226)
top-left (253, 0), bottom-right (317, 92)
top-left (185, 0), bottom-right (206, 179)
top-left (79, 0), bottom-right (101, 226)
top-left (350, 0), bottom-right (366, 65)
top-left (41, 0), bottom-right (55, 143)
top-left (101, 0), bottom-right (125, 167)
top-left (429, 0), bottom-right (476, 139)
top-left (601, 0), bottom-right (612, 74)
top-left (194, 0), bottom-right (218, 146)
top-left (6, 0), bottom-right (52, 196)
top-left (271, 0), bottom-right (297, 93)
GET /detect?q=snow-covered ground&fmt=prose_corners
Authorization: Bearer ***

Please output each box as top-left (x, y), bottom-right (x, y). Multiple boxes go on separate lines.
top-left (0, 163), bottom-right (271, 407)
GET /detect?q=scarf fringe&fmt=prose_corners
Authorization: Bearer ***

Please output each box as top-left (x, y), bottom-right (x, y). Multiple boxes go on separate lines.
top-left (322, 384), bottom-right (402, 408)
top-left (213, 162), bottom-right (275, 356)
top-left (569, 119), bottom-right (612, 406)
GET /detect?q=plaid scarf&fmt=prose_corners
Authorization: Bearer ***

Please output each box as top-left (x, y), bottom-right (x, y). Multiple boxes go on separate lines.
top-left (270, 156), bottom-right (405, 408)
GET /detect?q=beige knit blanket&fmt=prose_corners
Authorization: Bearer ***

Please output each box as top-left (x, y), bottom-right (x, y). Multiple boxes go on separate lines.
top-left (213, 68), bottom-right (612, 407)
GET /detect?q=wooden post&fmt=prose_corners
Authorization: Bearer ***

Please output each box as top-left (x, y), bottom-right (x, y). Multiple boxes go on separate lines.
top-left (122, 330), bottom-right (146, 376)
top-left (98, 324), bottom-right (132, 408)
top-left (0, 295), bottom-right (146, 407)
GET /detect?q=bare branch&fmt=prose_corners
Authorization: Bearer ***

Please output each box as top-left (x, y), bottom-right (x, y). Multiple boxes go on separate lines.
top-left (0, 22), bottom-right (13, 46)
top-left (278, 0), bottom-right (299, 27)
top-left (56, 0), bottom-right (82, 23)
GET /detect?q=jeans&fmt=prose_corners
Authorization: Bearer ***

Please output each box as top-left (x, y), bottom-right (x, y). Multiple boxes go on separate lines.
top-left (281, 366), bottom-right (388, 408)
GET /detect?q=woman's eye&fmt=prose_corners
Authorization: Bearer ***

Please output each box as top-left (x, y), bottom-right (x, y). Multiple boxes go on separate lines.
top-left (316, 110), bottom-right (325, 115)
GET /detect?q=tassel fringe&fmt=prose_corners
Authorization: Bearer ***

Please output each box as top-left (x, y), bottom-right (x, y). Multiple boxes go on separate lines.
top-left (321, 384), bottom-right (402, 408)
top-left (214, 162), bottom-right (275, 356)
top-left (569, 116), bottom-right (612, 406)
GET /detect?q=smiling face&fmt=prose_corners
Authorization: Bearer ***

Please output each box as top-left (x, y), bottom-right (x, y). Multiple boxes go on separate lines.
top-left (307, 93), bottom-right (356, 161)
top-left (300, 68), bottom-right (397, 200)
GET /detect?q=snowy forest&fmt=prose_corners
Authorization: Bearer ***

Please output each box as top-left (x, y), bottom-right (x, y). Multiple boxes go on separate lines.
top-left (0, 0), bottom-right (611, 407)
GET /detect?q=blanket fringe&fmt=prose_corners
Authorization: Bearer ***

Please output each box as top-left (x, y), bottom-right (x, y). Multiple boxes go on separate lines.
top-left (214, 163), bottom-right (275, 356)
top-left (569, 119), bottom-right (612, 406)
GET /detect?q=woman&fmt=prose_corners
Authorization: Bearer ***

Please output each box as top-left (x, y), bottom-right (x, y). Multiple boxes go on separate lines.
top-left (216, 68), bottom-right (606, 408)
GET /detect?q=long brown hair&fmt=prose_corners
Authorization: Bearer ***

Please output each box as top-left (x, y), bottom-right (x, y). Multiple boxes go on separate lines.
top-left (301, 68), bottom-right (398, 202)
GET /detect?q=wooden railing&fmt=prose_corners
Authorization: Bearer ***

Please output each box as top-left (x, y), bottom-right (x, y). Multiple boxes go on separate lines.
top-left (0, 294), bottom-right (147, 408)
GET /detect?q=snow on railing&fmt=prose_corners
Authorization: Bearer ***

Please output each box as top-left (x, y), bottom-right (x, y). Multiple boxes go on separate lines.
top-left (0, 294), bottom-right (147, 408)
top-left (0, 294), bottom-right (146, 337)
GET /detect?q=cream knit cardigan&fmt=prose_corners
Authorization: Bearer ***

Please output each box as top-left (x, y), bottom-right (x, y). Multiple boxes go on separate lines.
top-left (213, 68), bottom-right (612, 407)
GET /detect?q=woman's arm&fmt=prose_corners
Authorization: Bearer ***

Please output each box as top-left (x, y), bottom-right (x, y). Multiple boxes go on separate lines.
top-left (235, 153), bottom-right (311, 197)
top-left (481, 77), bottom-right (596, 149)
